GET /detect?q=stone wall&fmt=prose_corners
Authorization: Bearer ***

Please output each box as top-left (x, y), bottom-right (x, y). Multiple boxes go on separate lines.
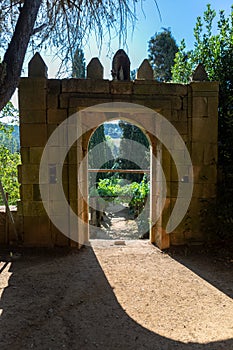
top-left (12, 53), bottom-right (219, 249)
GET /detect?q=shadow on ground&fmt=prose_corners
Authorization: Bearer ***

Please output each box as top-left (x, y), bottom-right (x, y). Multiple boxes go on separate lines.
top-left (0, 246), bottom-right (232, 349)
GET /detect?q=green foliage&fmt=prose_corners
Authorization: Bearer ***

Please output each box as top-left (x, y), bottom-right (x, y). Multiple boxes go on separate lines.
top-left (0, 147), bottom-right (21, 205)
top-left (119, 121), bottom-right (149, 149)
top-left (0, 102), bottom-right (20, 205)
top-left (0, 126), bottom-right (20, 153)
top-left (89, 121), bottom-right (150, 233)
top-left (117, 121), bottom-right (150, 182)
top-left (90, 175), bottom-right (150, 234)
top-left (91, 175), bottom-right (150, 212)
top-left (128, 177), bottom-right (149, 209)
top-left (148, 28), bottom-right (178, 82)
top-left (0, 101), bottom-right (18, 120)
top-left (88, 124), bottom-right (114, 185)
top-left (171, 39), bottom-right (193, 83)
top-left (172, 4), bottom-right (233, 241)
top-left (0, 100), bottom-right (20, 152)
top-left (172, 4), bottom-right (233, 170)
top-left (94, 178), bottom-right (127, 199)
top-left (71, 48), bottom-right (85, 78)
top-left (172, 4), bottom-right (233, 84)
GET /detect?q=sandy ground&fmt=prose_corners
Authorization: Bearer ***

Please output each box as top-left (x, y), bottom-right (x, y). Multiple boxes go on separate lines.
top-left (0, 239), bottom-right (232, 350)
top-left (89, 204), bottom-right (145, 240)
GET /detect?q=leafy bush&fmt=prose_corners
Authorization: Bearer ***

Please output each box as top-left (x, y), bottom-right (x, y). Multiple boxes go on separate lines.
top-left (172, 4), bottom-right (233, 242)
top-left (91, 176), bottom-right (149, 208)
top-left (95, 178), bottom-right (126, 199)
top-left (89, 175), bottom-right (150, 235)
top-left (0, 102), bottom-right (21, 205)
top-left (128, 177), bottom-right (150, 210)
top-left (0, 146), bottom-right (21, 205)
top-left (0, 125), bottom-right (19, 152)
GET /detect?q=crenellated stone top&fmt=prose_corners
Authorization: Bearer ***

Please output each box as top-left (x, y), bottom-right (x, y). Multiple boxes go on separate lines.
top-left (28, 51), bottom-right (211, 83)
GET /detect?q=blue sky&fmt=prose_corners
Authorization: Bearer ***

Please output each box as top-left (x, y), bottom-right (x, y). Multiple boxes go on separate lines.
top-left (47, 0), bottom-right (233, 79)
top-left (10, 0), bottom-right (233, 107)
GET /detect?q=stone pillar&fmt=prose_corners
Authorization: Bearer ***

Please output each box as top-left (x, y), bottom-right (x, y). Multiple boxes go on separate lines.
top-left (19, 53), bottom-right (51, 246)
top-left (150, 139), bottom-right (170, 249)
top-left (188, 81), bottom-right (219, 241)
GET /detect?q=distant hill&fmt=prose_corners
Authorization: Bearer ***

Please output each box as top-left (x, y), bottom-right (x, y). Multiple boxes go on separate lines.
top-left (12, 125), bottom-right (19, 141)
top-left (1, 122), bottom-right (123, 153)
top-left (0, 125), bottom-right (20, 153)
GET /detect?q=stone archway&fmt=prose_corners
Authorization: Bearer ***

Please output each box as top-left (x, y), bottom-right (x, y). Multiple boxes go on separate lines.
top-left (16, 53), bottom-right (219, 249)
top-left (85, 117), bottom-right (153, 242)
top-left (76, 105), bottom-right (171, 248)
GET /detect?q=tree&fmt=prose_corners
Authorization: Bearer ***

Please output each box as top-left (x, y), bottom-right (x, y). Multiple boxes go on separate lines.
top-left (88, 124), bottom-right (114, 185)
top-left (0, 147), bottom-right (21, 205)
top-left (0, 101), bottom-right (19, 153)
top-left (171, 39), bottom-right (192, 83)
top-left (0, 127), bottom-right (19, 153)
top-left (172, 4), bottom-right (233, 240)
top-left (172, 4), bottom-right (233, 175)
top-left (0, 102), bottom-right (21, 205)
top-left (71, 48), bottom-right (85, 78)
top-left (116, 121), bottom-right (150, 182)
top-left (148, 28), bottom-right (178, 82)
top-left (0, 0), bottom-right (159, 112)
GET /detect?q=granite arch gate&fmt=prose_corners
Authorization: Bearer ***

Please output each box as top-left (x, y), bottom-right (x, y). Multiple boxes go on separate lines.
top-left (16, 53), bottom-right (219, 249)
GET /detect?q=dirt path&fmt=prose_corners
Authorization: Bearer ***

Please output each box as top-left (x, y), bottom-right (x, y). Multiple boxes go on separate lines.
top-left (89, 204), bottom-right (143, 240)
top-left (90, 216), bottom-right (138, 240)
top-left (0, 241), bottom-right (232, 349)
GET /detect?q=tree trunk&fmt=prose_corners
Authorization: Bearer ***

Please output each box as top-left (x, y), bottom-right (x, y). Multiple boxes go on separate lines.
top-left (0, 0), bottom-right (42, 111)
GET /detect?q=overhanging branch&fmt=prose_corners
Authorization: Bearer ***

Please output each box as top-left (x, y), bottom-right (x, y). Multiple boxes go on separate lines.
top-left (0, 0), bottom-right (42, 111)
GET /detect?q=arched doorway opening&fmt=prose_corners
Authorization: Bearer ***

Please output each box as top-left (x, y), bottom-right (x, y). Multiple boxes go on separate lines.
top-left (87, 119), bottom-right (151, 241)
